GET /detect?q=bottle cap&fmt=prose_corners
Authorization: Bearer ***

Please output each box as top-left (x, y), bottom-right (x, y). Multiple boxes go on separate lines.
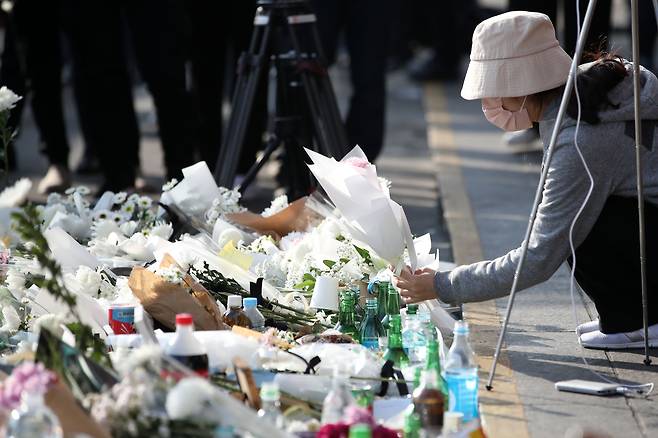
top-left (176, 313), bottom-right (193, 325)
top-left (227, 295), bottom-right (242, 308)
top-left (259, 382), bottom-right (280, 401)
top-left (348, 423), bottom-right (372, 438)
top-left (243, 297), bottom-right (258, 308)
top-left (454, 320), bottom-right (469, 334)
top-left (407, 304), bottom-right (418, 315)
top-left (443, 411), bottom-right (464, 433)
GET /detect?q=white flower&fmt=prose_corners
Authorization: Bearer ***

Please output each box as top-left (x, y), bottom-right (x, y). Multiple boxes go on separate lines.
top-left (279, 231), bottom-right (306, 251)
top-left (0, 86), bottom-right (21, 112)
top-left (162, 178), bottom-right (178, 192)
top-left (112, 344), bottom-right (163, 377)
top-left (67, 265), bottom-right (102, 297)
top-left (147, 222), bottom-right (172, 240)
top-left (48, 213), bottom-right (91, 241)
top-left (110, 212), bottom-right (124, 224)
top-left (46, 192), bottom-right (63, 205)
top-left (117, 232), bottom-right (154, 261)
top-left (166, 377), bottom-right (218, 420)
top-left (5, 268), bottom-right (26, 299)
top-left (0, 305), bottom-right (20, 332)
top-left (120, 201), bottom-right (136, 216)
top-left (92, 219), bottom-right (122, 240)
top-left (0, 178), bottom-right (31, 207)
top-left (137, 196), bottom-right (152, 209)
top-left (87, 237), bottom-right (120, 258)
top-left (154, 267), bottom-right (183, 284)
top-left (112, 192), bottom-right (127, 204)
top-left (76, 186), bottom-right (90, 195)
top-left (128, 193), bottom-right (140, 203)
top-left (118, 220), bottom-right (138, 236)
top-left (92, 209), bottom-right (112, 222)
top-left (31, 313), bottom-right (67, 338)
top-left (261, 194), bottom-right (289, 217)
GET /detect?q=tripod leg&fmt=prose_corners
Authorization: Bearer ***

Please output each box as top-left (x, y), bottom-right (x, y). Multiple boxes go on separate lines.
top-left (287, 12), bottom-right (349, 159)
top-left (214, 12), bottom-right (273, 187)
top-left (237, 134), bottom-right (282, 193)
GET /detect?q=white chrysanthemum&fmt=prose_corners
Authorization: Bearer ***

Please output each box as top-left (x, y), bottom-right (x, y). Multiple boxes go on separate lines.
top-left (76, 186), bottom-right (90, 195)
top-left (0, 178), bottom-right (31, 208)
top-left (110, 212), bottom-right (124, 224)
top-left (92, 219), bottom-right (122, 240)
top-left (92, 209), bottom-right (112, 222)
top-left (87, 237), bottom-right (120, 258)
top-left (137, 196), bottom-right (152, 209)
top-left (127, 193), bottom-right (140, 203)
top-left (120, 201), bottom-right (136, 216)
top-left (46, 192), bottom-right (63, 205)
top-left (112, 344), bottom-right (163, 377)
top-left (279, 231), bottom-right (307, 251)
top-left (147, 222), bottom-right (173, 240)
top-left (66, 265), bottom-right (102, 297)
top-left (112, 192), bottom-right (127, 204)
top-left (261, 194), bottom-right (289, 218)
top-left (31, 313), bottom-right (67, 338)
top-left (166, 377), bottom-right (218, 420)
top-left (117, 232), bottom-right (153, 261)
top-left (0, 86), bottom-right (21, 112)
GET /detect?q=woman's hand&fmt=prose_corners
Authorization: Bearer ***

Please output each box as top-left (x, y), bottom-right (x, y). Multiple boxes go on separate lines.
top-left (393, 266), bottom-right (437, 304)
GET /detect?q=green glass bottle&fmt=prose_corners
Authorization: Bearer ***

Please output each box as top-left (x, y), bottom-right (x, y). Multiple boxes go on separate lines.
top-left (381, 283), bottom-right (401, 330)
top-left (425, 336), bottom-right (449, 405)
top-left (383, 315), bottom-right (409, 368)
top-left (403, 411), bottom-right (422, 438)
top-left (336, 291), bottom-right (360, 342)
top-left (375, 281), bottom-right (388, 323)
top-left (359, 298), bottom-right (386, 350)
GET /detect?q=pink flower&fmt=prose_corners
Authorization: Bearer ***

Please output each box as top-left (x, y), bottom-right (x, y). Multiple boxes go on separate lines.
top-left (0, 362), bottom-right (56, 411)
top-left (344, 157), bottom-right (370, 169)
top-left (344, 406), bottom-right (374, 427)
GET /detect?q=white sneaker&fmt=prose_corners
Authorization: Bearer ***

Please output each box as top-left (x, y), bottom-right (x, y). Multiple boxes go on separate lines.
top-left (37, 164), bottom-right (71, 195)
top-left (575, 319), bottom-right (599, 337)
top-left (579, 323), bottom-right (658, 350)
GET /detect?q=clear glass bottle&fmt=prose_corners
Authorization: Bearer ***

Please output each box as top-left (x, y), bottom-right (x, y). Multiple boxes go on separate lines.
top-left (243, 297), bottom-right (265, 331)
top-left (257, 382), bottom-right (284, 429)
top-left (222, 295), bottom-right (252, 328)
top-left (321, 368), bottom-right (356, 425)
top-left (359, 298), bottom-right (385, 350)
top-left (444, 320), bottom-right (479, 422)
top-left (402, 304), bottom-right (427, 365)
top-left (374, 281), bottom-right (388, 323)
top-left (412, 365), bottom-right (445, 436)
top-left (335, 291), bottom-right (360, 341)
top-left (166, 313), bottom-right (209, 377)
top-left (383, 314), bottom-right (409, 368)
top-left (6, 391), bottom-right (63, 438)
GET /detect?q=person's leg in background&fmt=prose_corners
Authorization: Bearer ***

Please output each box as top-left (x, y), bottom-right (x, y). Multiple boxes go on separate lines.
top-left (67, 0), bottom-right (139, 191)
top-left (125, 0), bottom-right (193, 181)
top-left (639, 0), bottom-right (657, 72)
top-left (344, 0), bottom-right (390, 161)
top-left (569, 197), bottom-right (658, 347)
top-left (19, 0), bottom-right (73, 193)
top-left (0, 6), bottom-right (27, 174)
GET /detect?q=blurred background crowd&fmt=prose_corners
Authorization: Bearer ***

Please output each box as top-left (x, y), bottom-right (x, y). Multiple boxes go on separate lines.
top-left (1, 0), bottom-right (656, 196)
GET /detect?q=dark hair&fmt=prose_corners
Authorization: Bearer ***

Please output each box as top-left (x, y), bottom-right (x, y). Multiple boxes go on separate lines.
top-left (537, 52), bottom-right (628, 124)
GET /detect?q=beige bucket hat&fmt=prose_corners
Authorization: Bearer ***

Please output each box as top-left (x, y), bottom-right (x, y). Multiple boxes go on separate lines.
top-left (461, 11), bottom-right (573, 100)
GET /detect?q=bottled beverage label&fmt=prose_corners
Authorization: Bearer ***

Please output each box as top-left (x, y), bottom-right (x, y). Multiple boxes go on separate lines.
top-left (169, 353), bottom-right (209, 378)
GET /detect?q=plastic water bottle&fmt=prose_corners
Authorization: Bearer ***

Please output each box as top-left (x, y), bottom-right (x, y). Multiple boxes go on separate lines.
top-left (321, 368), bottom-right (355, 425)
top-left (402, 304), bottom-right (426, 365)
top-left (6, 391), bottom-right (63, 438)
top-left (444, 320), bottom-right (478, 422)
top-left (243, 297), bottom-right (265, 331)
top-left (257, 382), bottom-right (285, 429)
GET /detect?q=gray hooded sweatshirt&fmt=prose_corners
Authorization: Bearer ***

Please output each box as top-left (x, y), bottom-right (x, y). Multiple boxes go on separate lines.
top-left (435, 63), bottom-right (658, 304)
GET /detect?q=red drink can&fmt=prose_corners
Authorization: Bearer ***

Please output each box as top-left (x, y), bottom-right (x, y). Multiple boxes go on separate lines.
top-left (108, 304), bottom-right (136, 334)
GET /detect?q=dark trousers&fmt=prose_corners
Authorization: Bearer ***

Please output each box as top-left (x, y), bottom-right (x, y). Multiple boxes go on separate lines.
top-left (67, 0), bottom-right (192, 186)
top-left (569, 196), bottom-right (658, 334)
top-left (311, 0), bottom-right (390, 162)
top-left (1, 0), bottom-right (69, 167)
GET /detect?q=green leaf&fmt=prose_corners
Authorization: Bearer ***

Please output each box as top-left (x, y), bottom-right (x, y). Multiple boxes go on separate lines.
top-left (353, 245), bottom-right (373, 265)
top-left (323, 259), bottom-right (336, 268)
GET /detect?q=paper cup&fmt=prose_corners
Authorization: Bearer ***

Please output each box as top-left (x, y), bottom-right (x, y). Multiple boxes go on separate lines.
top-left (310, 275), bottom-right (339, 311)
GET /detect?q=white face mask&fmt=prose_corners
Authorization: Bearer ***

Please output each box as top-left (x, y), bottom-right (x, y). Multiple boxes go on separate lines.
top-left (482, 97), bottom-right (533, 131)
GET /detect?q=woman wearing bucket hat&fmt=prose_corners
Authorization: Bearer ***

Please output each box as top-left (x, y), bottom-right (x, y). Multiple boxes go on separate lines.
top-left (395, 11), bottom-right (658, 350)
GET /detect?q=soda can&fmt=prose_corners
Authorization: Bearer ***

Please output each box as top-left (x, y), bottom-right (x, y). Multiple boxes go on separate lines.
top-left (108, 304), bottom-right (136, 334)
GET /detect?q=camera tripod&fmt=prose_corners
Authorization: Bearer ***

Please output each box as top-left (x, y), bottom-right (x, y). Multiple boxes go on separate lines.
top-left (213, 0), bottom-right (348, 197)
